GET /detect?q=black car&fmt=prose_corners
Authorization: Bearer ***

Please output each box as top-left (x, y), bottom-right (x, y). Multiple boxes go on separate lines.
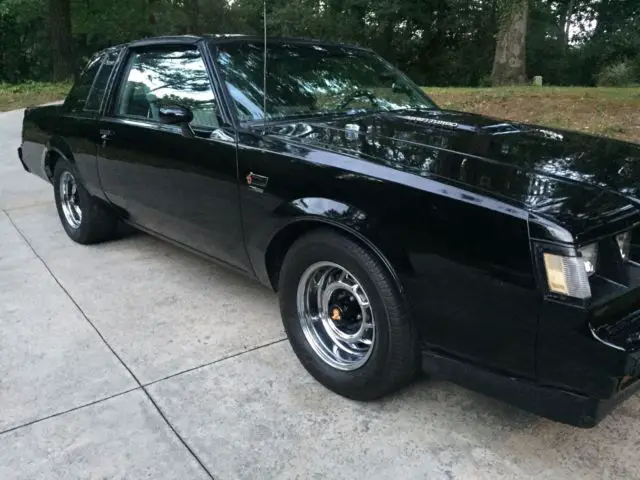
top-left (18, 35), bottom-right (640, 427)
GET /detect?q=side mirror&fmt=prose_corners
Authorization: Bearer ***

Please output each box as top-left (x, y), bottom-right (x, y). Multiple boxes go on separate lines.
top-left (159, 104), bottom-right (195, 137)
top-left (159, 105), bottom-right (194, 125)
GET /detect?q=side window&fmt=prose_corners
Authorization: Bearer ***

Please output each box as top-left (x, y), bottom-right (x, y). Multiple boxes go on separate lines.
top-left (85, 49), bottom-right (120, 112)
top-left (116, 48), bottom-right (219, 129)
top-left (64, 55), bottom-right (102, 112)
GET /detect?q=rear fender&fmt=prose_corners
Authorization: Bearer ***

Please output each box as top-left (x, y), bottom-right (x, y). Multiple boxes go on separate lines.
top-left (42, 137), bottom-right (75, 182)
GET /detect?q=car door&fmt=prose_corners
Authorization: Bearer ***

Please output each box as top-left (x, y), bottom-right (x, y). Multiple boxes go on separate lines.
top-left (96, 43), bottom-right (250, 271)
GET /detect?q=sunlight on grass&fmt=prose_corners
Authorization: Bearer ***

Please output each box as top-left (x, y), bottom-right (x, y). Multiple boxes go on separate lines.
top-left (426, 86), bottom-right (640, 144)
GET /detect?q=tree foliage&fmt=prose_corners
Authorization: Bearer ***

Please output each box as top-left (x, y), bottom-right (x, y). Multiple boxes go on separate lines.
top-left (0, 0), bottom-right (638, 86)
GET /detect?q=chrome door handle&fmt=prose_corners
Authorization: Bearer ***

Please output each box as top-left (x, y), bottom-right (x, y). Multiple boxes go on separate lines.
top-left (100, 129), bottom-right (114, 140)
top-left (100, 129), bottom-right (114, 147)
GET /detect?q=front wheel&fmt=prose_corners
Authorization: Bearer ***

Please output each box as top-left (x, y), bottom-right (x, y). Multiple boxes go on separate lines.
top-left (53, 158), bottom-right (118, 244)
top-left (278, 229), bottom-right (418, 400)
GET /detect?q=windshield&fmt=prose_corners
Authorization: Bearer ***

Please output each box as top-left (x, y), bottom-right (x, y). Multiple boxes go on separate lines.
top-left (213, 41), bottom-right (436, 122)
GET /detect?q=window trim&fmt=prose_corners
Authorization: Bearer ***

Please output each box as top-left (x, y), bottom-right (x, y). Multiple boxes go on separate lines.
top-left (83, 58), bottom-right (106, 113)
top-left (84, 49), bottom-right (121, 113)
top-left (200, 41), bottom-right (237, 129)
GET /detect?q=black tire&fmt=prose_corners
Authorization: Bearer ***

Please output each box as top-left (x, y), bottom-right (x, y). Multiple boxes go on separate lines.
top-left (278, 229), bottom-right (419, 401)
top-left (53, 158), bottom-right (118, 244)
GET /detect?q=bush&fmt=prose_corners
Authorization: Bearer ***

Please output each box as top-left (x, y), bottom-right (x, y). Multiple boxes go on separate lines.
top-left (478, 75), bottom-right (493, 87)
top-left (596, 61), bottom-right (637, 87)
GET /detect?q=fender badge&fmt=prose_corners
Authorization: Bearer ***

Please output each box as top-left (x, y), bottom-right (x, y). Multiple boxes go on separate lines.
top-left (246, 172), bottom-right (269, 191)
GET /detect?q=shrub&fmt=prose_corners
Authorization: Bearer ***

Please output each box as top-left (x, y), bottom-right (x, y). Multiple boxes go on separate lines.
top-left (478, 75), bottom-right (493, 87)
top-left (596, 61), bottom-right (637, 87)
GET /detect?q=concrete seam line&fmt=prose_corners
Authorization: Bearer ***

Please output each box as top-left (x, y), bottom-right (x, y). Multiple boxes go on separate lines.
top-left (0, 388), bottom-right (140, 437)
top-left (3, 210), bottom-right (216, 480)
top-left (3, 201), bottom-right (54, 212)
top-left (144, 337), bottom-right (288, 388)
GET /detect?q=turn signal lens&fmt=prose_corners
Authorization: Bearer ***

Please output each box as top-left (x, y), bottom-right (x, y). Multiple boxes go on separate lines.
top-left (578, 243), bottom-right (598, 276)
top-left (543, 253), bottom-right (591, 299)
top-left (617, 232), bottom-right (631, 260)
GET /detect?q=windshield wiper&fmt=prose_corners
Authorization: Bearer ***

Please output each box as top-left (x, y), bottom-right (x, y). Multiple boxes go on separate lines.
top-left (389, 105), bottom-right (437, 114)
top-left (244, 109), bottom-right (376, 127)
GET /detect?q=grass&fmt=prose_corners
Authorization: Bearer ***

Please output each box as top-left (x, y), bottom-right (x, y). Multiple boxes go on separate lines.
top-left (1, 83), bottom-right (638, 144)
top-left (426, 86), bottom-right (640, 144)
top-left (0, 82), bottom-right (71, 112)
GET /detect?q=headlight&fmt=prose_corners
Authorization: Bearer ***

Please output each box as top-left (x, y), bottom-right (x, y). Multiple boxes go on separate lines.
top-left (543, 252), bottom-right (591, 299)
top-left (617, 232), bottom-right (631, 260)
top-left (578, 243), bottom-right (598, 276)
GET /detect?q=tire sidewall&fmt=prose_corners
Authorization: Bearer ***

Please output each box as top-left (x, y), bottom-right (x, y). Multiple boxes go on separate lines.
top-left (279, 235), bottom-right (396, 395)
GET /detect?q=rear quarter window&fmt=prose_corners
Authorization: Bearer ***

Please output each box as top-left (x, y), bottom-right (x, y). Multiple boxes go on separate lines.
top-left (64, 49), bottom-right (120, 113)
top-left (64, 56), bottom-right (102, 112)
top-left (85, 50), bottom-right (120, 111)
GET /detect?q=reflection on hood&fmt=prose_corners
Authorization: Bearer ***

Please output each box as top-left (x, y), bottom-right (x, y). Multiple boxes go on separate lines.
top-left (263, 109), bottom-right (640, 226)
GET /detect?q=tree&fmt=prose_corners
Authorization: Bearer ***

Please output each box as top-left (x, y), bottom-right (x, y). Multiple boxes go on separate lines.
top-left (49, 0), bottom-right (74, 80)
top-left (491, 0), bottom-right (529, 85)
top-left (1, 0), bottom-right (638, 86)
top-left (563, 0), bottom-right (575, 49)
top-left (185, 0), bottom-right (200, 34)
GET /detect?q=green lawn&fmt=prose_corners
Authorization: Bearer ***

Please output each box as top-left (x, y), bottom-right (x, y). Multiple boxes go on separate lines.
top-left (426, 86), bottom-right (640, 144)
top-left (1, 83), bottom-right (639, 144)
top-left (0, 82), bottom-right (71, 113)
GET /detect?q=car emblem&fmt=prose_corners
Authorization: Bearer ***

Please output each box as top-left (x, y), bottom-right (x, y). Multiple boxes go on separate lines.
top-left (246, 171), bottom-right (269, 191)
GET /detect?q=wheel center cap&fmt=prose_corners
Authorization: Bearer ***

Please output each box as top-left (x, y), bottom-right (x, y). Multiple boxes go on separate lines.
top-left (330, 306), bottom-right (343, 322)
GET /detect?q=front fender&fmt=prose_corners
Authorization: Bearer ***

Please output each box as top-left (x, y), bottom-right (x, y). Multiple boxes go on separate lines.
top-left (248, 196), bottom-right (413, 291)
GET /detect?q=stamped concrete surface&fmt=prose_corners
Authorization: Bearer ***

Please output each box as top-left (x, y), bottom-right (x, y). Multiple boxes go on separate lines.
top-left (2, 106), bottom-right (640, 479)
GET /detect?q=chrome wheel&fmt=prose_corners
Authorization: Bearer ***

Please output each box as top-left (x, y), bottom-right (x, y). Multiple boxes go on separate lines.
top-left (59, 171), bottom-right (82, 229)
top-left (297, 261), bottom-right (376, 371)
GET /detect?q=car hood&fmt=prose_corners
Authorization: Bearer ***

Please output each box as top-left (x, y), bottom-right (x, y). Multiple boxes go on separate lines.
top-left (263, 109), bottom-right (640, 241)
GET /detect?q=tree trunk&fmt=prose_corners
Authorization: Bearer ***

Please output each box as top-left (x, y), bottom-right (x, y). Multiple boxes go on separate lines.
top-left (491, 0), bottom-right (529, 86)
top-left (185, 0), bottom-right (199, 34)
top-left (49, 0), bottom-right (74, 81)
top-left (563, 0), bottom-right (575, 49)
top-left (593, 0), bottom-right (613, 39)
top-left (148, 0), bottom-right (160, 30)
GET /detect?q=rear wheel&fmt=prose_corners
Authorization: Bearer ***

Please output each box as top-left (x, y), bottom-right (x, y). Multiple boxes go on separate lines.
top-left (53, 158), bottom-right (118, 244)
top-left (278, 229), bottom-right (418, 400)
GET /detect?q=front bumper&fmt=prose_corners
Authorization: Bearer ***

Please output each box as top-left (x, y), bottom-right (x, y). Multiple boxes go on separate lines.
top-left (422, 266), bottom-right (640, 427)
top-left (422, 348), bottom-right (640, 427)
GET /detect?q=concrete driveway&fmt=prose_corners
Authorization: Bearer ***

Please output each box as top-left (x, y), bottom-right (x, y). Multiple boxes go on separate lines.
top-left (1, 107), bottom-right (640, 480)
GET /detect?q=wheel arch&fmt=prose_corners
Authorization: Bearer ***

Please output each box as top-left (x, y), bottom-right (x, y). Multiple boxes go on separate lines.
top-left (261, 200), bottom-right (414, 294)
top-left (42, 137), bottom-right (75, 182)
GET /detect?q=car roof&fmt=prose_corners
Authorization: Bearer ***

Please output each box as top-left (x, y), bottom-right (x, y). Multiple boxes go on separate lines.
top-left (119, 34), bottom-right (370, 52)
